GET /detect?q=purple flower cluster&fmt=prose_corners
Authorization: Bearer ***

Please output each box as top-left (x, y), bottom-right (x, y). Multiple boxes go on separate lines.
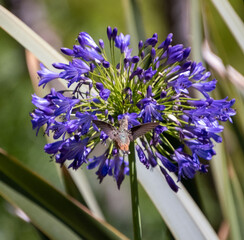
top-left (30, 27), bottom-right (235, 191)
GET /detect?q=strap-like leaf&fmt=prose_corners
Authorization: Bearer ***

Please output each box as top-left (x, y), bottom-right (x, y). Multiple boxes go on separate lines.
top-left (0, 5), bottom-right (68, 69)
top-left (210, 0), bottom-right (244, 53)
top-left (0, 181), bottom-right (81, 240)
top-left (0, 148), bottom-right (128, 240)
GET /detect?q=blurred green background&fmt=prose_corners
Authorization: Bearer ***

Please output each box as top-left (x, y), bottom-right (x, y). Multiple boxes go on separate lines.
top-left (0, 0), bottom-right (243, 239)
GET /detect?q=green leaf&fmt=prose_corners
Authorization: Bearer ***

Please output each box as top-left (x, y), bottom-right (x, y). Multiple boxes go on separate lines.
top-left (210, 0), bottom-right (244, 53)
top-left (0, 148), bottom-right (128, 240)
top-left (0, 182), bottom-right (81, 240)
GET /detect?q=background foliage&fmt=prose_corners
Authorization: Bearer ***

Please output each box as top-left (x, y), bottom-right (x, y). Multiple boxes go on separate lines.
top-left (0, 0), bottom-right (243, 239)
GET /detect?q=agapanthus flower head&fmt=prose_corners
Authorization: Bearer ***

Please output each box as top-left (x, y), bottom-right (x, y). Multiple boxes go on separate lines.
top-left (31, 27), bottom-right (236, 192)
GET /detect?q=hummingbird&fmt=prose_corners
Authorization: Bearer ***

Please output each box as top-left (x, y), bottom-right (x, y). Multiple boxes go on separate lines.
top-left (92, 118), bottom-right (159, 154)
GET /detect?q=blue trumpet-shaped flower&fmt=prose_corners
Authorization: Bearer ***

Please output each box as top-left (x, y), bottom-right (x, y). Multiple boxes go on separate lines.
top-left (38, 63), bottom-right (59, 87)
top-left (115, 33), bottom-right (131, 54)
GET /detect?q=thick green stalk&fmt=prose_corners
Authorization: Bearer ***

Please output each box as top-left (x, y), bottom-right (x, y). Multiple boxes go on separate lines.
top-left (128, 142), bottom-right (142, 240)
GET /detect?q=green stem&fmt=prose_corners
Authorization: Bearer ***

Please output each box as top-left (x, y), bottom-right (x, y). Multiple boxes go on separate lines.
top-left (128, 142), bottom-right (142, 240)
